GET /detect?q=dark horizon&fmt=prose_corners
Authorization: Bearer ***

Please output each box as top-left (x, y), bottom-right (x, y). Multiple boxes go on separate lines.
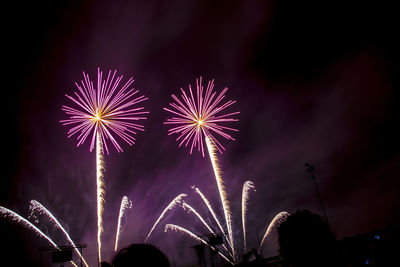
top-left (2, 0), bottom-right (399, 266)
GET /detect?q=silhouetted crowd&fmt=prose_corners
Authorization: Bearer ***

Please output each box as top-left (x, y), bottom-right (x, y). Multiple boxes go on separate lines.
top-left (101, 243), bottom-right (170, 267)
top-left (101, 209), bottom-right (398, 266)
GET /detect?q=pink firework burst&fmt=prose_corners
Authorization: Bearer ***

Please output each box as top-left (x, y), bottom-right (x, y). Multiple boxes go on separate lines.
top-left (164, 77), bottom-right (239, 156)
top-left (61, 68), bottom-right (149, 154)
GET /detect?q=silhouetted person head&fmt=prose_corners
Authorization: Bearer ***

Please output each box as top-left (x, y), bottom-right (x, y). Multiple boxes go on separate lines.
top-left (113, 243), bottom-right (170, 267)
top-left (278, 210), bottom-right (337, 267)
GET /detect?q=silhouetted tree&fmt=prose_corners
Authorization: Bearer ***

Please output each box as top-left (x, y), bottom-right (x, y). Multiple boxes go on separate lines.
top-left (100, 261), bottom-right (112, 267)
top-left (278, 210), bottom-right (339, 267)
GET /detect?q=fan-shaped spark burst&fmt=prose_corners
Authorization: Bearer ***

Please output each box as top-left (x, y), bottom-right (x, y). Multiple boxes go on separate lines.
top-left (0, 206), bottom-right (78, 267)
top-left (241, 181), bottom-right (255, 253)
top-left (114, 196), bottom-right (132, 252)
top-left (168, 181), bottom-right (289, 264)
top-left (258, 211), bottom-right (290, 252)
top-left (164, 77), bottom-right (239, 156)
top-left (165, 224), bottom-right (234, 265)
top-left (145, 194), bottom-right (187, 242)
top-left (60, 68), bottom-right (149, 154)
top-left (206, 137), bottom-right (235, 258)
top-left (29, 201), bottom-right (89, 267)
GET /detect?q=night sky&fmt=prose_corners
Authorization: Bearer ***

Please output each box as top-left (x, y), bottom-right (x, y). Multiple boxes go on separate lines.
top-left (2, 1), bottom-right (399, 266)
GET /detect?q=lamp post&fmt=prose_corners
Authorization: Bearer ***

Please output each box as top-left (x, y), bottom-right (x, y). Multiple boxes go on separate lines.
top-left (305, 163), bottom-right (328, 222)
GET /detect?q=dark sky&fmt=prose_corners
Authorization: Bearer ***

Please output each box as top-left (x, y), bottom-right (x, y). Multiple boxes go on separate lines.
top-left (1, 0), bottom-right (399, 266)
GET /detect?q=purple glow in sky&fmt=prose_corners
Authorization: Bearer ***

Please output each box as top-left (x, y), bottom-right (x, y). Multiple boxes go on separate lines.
top-left (2, 1), bottom-right (400, 266)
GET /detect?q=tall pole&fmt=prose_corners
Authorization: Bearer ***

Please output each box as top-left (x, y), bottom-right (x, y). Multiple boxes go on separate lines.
top-left (305, 163), bottom-right (328, 222)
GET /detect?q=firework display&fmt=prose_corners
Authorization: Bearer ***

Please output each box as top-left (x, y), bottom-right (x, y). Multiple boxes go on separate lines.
top-left (7, 2), bottom-right (397, 267)
top-left (60, 68), bottom-right (148, 154)
top-left (164, 77), bottom-right (239, 156)
top-left (165, 181), bottom-right (289, 264)
top-left (0, 70), bottom-right (291, 267)
top-left (162, 77), bottom-right (242, 262)
top-left (61, 68), bottom-right (148, 263)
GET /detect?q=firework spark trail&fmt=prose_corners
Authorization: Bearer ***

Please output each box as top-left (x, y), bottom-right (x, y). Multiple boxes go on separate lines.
top-left (0, 206), bottom-right (78, 267)
top-left (96, 133), bottom-right (105, 263)
top-left (165, 224), bottom-right (234, 265)
top-left (258, 211), bottom-right (290, 252)
top-left (144, 194), bottom-right (187, 242)
top-left (114, 196), bottom-right (132, 252)
top-left (192, 186), bottom-right (231, 245)
top-left (241, 181), bottom-right (255, 253)
top-left (164, 77), bottom-right (239, 156)
top-left (61, 68), bottom-right (149, 154)
top-left (29, 201), bottom-right (89, 267)
top-left (183, 202), bottom-right (215, 233)
top-left (206, 137), bottom-right (235, 260)
top-left (182, 202), bottom-right (231, 255)
top-left (1, 206), bottom-right (58, 247)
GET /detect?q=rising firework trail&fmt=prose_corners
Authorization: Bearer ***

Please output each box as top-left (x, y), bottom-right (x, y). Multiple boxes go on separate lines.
top-left (61, 68), bottom-right (148, 263)
top-left (114, 196), bottom-right (132, 252)
top-left (0, 206), bottom-right (78, 267)
top-left (145, 194), bottom-right (187, 242)
top-left (258, 211), bottom-right (290, 252)
top-left (165, 224), bottom-right (234, 265)
top-left (96, 132), bottom-right (105, 263)
top-left (206, 137), bottom-right (235, 259)
top-left (29, 200), bottom-right (89, 267)
top-left (241, 181), bottom-right (255, 253)
top-left (164, 77), bottom-right (239, 156)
